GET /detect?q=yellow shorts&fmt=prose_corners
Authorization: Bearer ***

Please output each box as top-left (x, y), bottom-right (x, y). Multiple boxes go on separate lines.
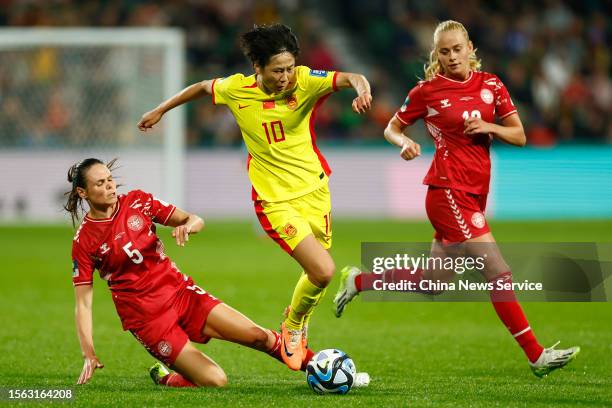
top-left (254, 184), bottom-right (332, 254)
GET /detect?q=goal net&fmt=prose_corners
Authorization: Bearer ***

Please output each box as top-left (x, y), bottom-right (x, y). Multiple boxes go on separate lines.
top-left (0, 28), bottom-right (185, 221)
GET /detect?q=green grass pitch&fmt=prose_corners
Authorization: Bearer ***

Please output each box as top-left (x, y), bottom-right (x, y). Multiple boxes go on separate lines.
top-left (0, 220), bottom-right (610, 407)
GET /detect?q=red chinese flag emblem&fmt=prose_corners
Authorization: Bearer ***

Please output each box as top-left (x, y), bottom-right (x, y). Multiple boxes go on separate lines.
top-left (263, 100), bottom-right (275, 109)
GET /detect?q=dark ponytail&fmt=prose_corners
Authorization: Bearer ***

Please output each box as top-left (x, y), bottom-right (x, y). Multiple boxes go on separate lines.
top-left (63, 158), bottom-right (118, 227)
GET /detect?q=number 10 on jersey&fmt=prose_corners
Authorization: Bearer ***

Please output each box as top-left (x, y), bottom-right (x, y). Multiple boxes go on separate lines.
top-left (262, 121), bottom-right (286, 144)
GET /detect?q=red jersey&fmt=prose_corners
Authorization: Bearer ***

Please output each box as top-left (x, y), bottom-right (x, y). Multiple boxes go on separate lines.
top-left (394, 71), bottom-right (517, 194)
top-left (71, 190), bottom-right (187, 330)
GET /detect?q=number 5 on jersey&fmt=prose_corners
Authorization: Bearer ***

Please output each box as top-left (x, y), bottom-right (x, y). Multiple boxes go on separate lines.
top-left (122, 242), bottom-right (143, 264)
top-left (262, 120), bottom-right (285, 144)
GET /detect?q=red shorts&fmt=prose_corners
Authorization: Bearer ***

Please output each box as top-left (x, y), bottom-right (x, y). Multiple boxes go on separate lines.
top-left (130, 284), bottom-right (222, 366)
top-left (425, 186), bottom-right (490, 244)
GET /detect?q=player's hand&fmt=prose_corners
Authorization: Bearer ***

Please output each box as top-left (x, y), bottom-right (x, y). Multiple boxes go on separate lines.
top-left (172, 224), bottom-right (192, 247)
top-left (137, 108), bottom-right (164, 132)
top-left (464, 117), bottom-right (492, 135)
top-left (77, 356), bottom-right (104, 385)
top-left (400, 139), bottom-right (421, 161)
top-left (352, 93), bottom-right (372, 114)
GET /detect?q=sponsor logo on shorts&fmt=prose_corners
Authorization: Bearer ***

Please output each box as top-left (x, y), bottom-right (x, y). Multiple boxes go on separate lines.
top-left (471, 212), bottom-right (486, 229)
top-left (127, 215), bottom-right (144, 232)
top-left (480, 88), bottom-right (494, 104)
top-left (158, 341), bottom-right (172, 357)
top-left (286, 94), bottom-right (298, 110)
top-left (283, 223), bottom-right (297, 238)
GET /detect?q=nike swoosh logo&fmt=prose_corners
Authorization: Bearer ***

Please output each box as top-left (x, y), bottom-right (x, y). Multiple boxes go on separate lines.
top-left (238, 104), bottom-right (249, 109)
top-left (283, 340), bottom-right (294, 357)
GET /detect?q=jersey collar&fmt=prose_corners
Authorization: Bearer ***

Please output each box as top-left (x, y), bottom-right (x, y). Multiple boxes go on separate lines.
top-left (436, 70), bottom-right (474, 84)
top-left (84, 200), bottom-right (120, 223)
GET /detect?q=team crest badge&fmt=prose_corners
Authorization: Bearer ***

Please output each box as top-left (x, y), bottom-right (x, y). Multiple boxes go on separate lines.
top-left (471, 212), bottom-right (486, 229)
top-left (127, 215), bottom-right (144, 232)
top-left (480, 88), bottom-right (494, 104)
top-left (158, 341), bottom-right (172, 357)
top-left (286, 94), bottom-right (298, 110)
top-left (283, 223), bottom-right (297, 238)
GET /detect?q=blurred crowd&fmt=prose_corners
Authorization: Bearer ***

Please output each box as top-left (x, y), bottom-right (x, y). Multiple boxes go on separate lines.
top-left (0, 0), bottom-right (609, 147)
top-left (334, 0), bottom-right (611, 145)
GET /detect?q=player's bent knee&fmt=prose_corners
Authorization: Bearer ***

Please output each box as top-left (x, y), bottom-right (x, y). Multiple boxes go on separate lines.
top-left (310, 263), bottom-right (335, 287)
top-left (193, 367), bottom-right (227, 388)
top-left (320, 264), bottom-right (335, 286)
top-left (209, 370), bottom-right (228, 388)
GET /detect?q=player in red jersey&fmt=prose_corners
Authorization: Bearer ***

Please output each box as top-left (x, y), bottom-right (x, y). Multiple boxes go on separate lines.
top-left (333, 20), bottom-right (580, 378)
top-left (65, 158), bottom-right (317, 387)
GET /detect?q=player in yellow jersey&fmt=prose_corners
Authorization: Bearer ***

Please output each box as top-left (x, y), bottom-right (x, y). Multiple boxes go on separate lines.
top-left (138, 24), bottom-right (372, 371)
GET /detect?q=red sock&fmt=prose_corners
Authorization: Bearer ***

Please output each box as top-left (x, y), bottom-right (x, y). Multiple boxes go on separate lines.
top-left (159, 372), bottom-right (196, 387)
top-left (489, 271), bottom-right (544, 363)
top-left (267, 330), bottom-right (284, 364)
top-left (301, 348), bottom-right (315, 371)
top-left (355, 268), bottom-right (424, 292)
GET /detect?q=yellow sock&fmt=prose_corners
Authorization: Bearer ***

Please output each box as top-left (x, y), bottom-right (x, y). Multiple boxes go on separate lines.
top-left (285, 273), bottom-right (325, 330)
top-left (303, 287), bottom-right (326, 328)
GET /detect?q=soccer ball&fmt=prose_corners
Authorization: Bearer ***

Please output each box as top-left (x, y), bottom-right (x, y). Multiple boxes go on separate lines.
top-left (306, 349), bottom-right (356, 394)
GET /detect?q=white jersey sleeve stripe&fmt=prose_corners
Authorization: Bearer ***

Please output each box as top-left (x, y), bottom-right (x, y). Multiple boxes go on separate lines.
top-left (499, 109), bottom-right (518, 120)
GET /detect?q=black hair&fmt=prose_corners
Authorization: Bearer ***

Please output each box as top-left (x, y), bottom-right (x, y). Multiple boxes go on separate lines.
top-left (63, 158), bottom-right (118, 227)
top-left (239, 23), bottom-right (300, 68)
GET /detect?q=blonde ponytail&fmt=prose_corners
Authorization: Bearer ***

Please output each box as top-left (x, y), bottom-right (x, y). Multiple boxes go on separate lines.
top-left (423, 20), bottom-right (481, 81)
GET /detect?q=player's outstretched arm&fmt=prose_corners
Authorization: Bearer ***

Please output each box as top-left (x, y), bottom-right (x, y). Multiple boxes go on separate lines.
top-left (464, 112), bottom-right (526, 147)
top-left (74, 285), bottom-right (104, 385)
top-left (335, 72), bottom-right (372, 114)
top-left (137, 79), bottom-right (215, 131)
top-left (384, 116), bottom-right (421, 161)
top-left (167, 208), bottom-right (204, 247)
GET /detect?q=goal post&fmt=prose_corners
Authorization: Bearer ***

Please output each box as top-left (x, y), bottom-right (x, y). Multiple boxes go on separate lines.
top-left (0, 28), bottom-right (185, 220)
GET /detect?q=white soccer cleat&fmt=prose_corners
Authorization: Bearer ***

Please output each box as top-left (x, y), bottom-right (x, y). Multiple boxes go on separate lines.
top-left (353, 372), bottom-right (370, 388)
top-left (529, 341), bottom-right (580, 378)
top-left (333, 266), bottom-right (361, 318)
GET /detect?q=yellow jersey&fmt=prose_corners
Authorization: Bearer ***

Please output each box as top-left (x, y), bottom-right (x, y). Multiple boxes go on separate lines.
top-left (212, 65), bottom-right (338, 202)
